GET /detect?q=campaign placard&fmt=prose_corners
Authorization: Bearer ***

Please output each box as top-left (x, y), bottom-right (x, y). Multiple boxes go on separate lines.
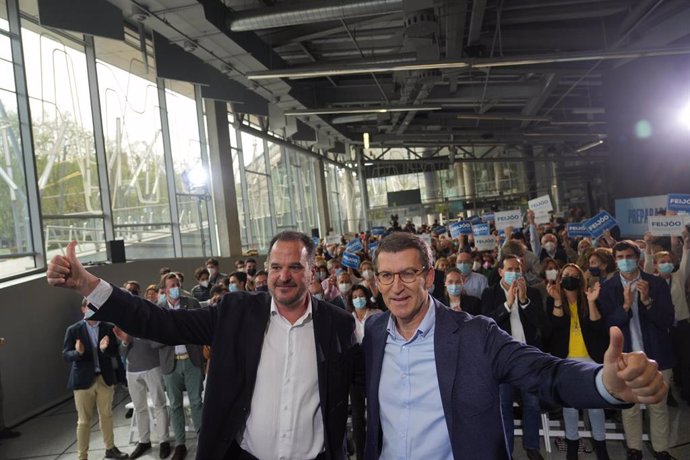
top-left (368, 241), bottom-right (379, 254)
top-left (534, 210), bottom-right (551, 225)
top-left (450, 220), bottom-right (472, 238)
top-left (434, 226), bottom-right (447, 235)
top-left (341, 251), bottom-right (360, 269)
top-left (312, 237), bottom-right (320, 247)
top-left (482, 214), bottom-right (495, 223)
top-left (474, 235), bottom-right (496, 252)
top-left (528, 194), bottom-right (553, 213)
top-left (494, 210), bottom-right (522, 231)
top-left (567, 222), bottom-right (590, 238)
top-left (585, 211), bottom-right (618, 238)
top-left (371, 226), bottom-right (386, 236)
top-left (472, 223), bottom-right (490, 236)
top-left (325, 234), bottom-right (342, 245)
top-left (667, 194), bottom-right (690, 214)
top-left (346, 238), bottom-right (363, 252)
top-left (648, 215), bottom-right (688, 236)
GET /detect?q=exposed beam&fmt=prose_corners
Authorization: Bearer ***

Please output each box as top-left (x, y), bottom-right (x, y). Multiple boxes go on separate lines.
top-left (467, 0), bottom-right (487, 45)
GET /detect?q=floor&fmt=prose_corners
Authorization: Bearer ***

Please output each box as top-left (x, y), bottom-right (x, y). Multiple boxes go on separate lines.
top-left (1, 386), bottom-right (688, 460)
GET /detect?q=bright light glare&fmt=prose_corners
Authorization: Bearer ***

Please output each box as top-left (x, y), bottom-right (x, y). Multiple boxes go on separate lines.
top-left (680, 102), bottom-right (690, 130)
top-left (188, 166), bottom-right (208, 188)
top-left (363, 132), bottom-right (370, 149)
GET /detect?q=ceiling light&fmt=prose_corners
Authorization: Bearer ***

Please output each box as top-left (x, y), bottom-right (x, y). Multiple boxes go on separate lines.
top-left (284, 105), bottom-right (442, 116)
top-left (456, 114), bottom-right (551, 122)
top-left (575, 140), bottom-right (604, 153)
top-left (183, 40), bottom-right (198, 53)
top-left (363, 133), bottom-right (370, 150)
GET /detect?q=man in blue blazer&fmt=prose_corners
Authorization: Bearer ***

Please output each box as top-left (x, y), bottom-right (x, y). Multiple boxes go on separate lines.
top-left (363, 232), bottom-right (668, 460)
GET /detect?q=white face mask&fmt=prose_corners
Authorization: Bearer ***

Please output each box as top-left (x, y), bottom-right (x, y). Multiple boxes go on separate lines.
top-left (313, 293), bottom-right (324, 300)
top-left (338, 283), bottom-right (352, 293)
top-left (472, 261), bottom-right (481, 271)
top-left (545, 269), bottom-right (558, 281)
top-left (361, 270), bottom-right (374, 280)
top-left (200, 280), bottom-right (209, 288)
top-left (208, 267), bottom-right (216, 276)
top-left (543, 242), bottom-right (556, 253)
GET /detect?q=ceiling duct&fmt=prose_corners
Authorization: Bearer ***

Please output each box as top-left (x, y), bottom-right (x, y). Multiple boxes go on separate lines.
top-left (228, 0), bottom-right (404, 32)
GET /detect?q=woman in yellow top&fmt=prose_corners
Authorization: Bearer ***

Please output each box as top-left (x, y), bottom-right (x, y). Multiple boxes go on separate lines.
top-left (546, 263), bottom-right (610, 460)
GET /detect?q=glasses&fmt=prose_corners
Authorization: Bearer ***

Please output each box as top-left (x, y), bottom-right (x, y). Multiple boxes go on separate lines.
top-left (375, 267), bottom-right (427, 285)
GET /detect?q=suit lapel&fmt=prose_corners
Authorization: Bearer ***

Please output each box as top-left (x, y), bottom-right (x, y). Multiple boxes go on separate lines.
top-left (312, 299), bottom-right (333, 419)
top-left (434, 302), bottom-right (460, 436)
top-left (244, 295), bottom-right (271, 386)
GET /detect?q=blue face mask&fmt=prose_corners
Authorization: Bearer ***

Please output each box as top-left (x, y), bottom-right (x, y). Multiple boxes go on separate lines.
top-left (503, 271), bottom-right (521, 285)
top-left (313, 293), bottom-right (324, 301)
top-left (228, 283), bottom-right (239, 293)
top-left (446, 284), bottom-right (462, 297)
top-left (158, 293), bottom-right (166, 303)
top-left (353, 297), bottom-right (367, 310)
top-left (84, 309), bottom-right (95, 319)
top-left (658, 262), bottom-right (674, 274)
top-left (456, 262), bottom-right (472, 275)
top-left (616, 258), bottom-right (637, 273)
top-left (335, 268), bottom-right (344, 277)
top-left (168, 287), bottom-right (180, 300)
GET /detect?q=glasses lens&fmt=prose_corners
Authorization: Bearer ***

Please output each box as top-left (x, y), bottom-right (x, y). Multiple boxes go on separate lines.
top-left (400, 269), bottom-right (418, 283)
top-left (378, 272), bottom-right (393, 285)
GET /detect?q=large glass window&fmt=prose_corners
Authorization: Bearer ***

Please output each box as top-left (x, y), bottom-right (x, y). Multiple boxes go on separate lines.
top-left (21, 16), bottom-right (105, 261)
top-left (94, 36), bottom-right (174, 258)
top-left (269, 141), bottom-right (294, 230)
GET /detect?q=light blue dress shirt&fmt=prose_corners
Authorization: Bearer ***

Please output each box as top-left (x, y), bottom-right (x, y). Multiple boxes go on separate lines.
top-left (460, 271), bottom-right (488, 299)
top-left (379, 299), bottom-right (452, 460)
top-left (620, 273), bottom-right (644, 352)
top-left (85, 320), bottom-right (101, 373)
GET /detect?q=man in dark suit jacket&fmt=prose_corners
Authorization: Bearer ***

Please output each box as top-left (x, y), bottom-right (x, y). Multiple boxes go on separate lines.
top-left (596, 240), bottom-right (676, 459)
top-left (154, 273), bottom-right (205, 460)
top-left (361, 232), bottom-right (666, 460)
top-left (62, 300), bottom-right (128, 460)
top-left (48, 232), bottom-right (361, 460)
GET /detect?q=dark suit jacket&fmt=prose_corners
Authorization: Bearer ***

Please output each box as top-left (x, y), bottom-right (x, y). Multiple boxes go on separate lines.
top-left (92, 285), bottom-right (361, 460)
top-left (597, 271), bottom-right (675, 369)
top-left (362, 299), bottom-right (619, 459)
top-left (62, 320), bottom-right (119, 390)
top-left (156, 296), bottom-right (205, 374)
top-left (481, 282), bottom-right (549, 349)
top-left (545, 297), bottom-right (608, 363)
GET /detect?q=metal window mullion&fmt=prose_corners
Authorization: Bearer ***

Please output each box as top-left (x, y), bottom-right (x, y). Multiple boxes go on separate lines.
top-left (332, 165), bottom-right (343, 234)
top-left (83, 35), bottom-right (113, 243)
top-left (356, 146), bottom-right (370, 230)
top-left (262, 137), bottom-right (277, 236)
top-left (292, 149), bottom-right (308, 231)
top-left (7, 0), bottom-right (45, 269)
top-left (194, 84), bottom-right (216, 256)
top-left (283, 144), bottom-right (297, 228)
top-left (156, 77), bottom-right (182, 256)
top-left (233, 122), bottom-right (252, 247)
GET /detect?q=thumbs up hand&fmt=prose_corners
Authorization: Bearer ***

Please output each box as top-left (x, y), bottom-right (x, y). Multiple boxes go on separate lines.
top-left (602, 326), bottom-right (667, 404)
top-left (46, 241), bottom-right (100, 296)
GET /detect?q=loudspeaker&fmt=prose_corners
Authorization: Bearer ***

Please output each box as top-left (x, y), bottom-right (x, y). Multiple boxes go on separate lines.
top-left (311, 228), bottom-right (320, 239)
top-left (106, 240), bottom-right (126, 263)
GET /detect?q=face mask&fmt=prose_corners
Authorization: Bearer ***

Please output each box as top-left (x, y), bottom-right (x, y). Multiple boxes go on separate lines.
top-left (318, 271), bottom-right (328, 281)
top-left (208, 267), bottom-right (216, 276)
top-left (247, 268), bottom-right (256, 276)
top-left (617, 258), bottom-right (637, 273)
top-left (473, 261), bottom-right (481, 271)
top-left (503, 271), bottom-right (521, 285)
top-left (84, 309), bottom-right (95, 319)
top-left (313, 293), bottom-right (324, 300)
top-left (545, 269), bottom-right (558, 281)
top-left (255, 285), bottom-right (268, 292)
top-left (447, 284), bottom-right (462, 297)
top-left (543, 242), bottom-right (556, 253)
top-left (362, 270), bottom-right (374, 280)
top-left (353, 297), bottom-right (367, 310)
top-left (456, 262), bottom-right (472, 275)
top-left (335, 268), bottom-right (344, 277)
top-left (228, 283), bottom-right (239, 293)
top-left (200, 280), bottom-right (209, 288)
top-left (659, 262), bottom-right (674, 274)
top-left (338, 283), bottom-right (352, 293)
top-left (561, 276), bottom-right (581, 291)
top-left (158, 293), bottom-right (166, 303)
top-left (588, 267), bottom-right (601, 277)
top-left (168, 287), bottom-right (180, 300)
top-left (483, 261), bottom-right (491, 269)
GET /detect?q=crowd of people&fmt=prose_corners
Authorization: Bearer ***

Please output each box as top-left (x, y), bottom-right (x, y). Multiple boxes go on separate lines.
top-left (42, 205), bottom-right (687, 460)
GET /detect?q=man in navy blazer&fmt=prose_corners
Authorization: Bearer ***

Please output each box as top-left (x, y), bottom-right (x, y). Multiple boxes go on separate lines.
top-left (363, 232), bottom-right (668, 460)
top-left (62, 299), bottom-right (128, 460)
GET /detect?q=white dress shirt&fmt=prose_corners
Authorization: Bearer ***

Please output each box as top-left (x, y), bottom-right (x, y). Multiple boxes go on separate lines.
top-left (240, 298), bottom-right (324, 460)
top-left (500, 283), bottom-right (528, 344)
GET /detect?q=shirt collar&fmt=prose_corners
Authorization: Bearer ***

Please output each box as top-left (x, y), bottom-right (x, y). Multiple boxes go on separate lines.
top-left (385, 294), bottom-right (436, 342)
top-left (84, 320), bottom-right (99, 328)
top-left (619, 271), bottom-right (641, 287)
top-left (271, 296), bottom-right (313, 325)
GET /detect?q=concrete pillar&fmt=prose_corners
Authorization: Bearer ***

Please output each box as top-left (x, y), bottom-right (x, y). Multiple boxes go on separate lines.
top-left (493, 162), bottom-right (503, 191)
top-left (356, 147), bottom-right (370, 230)
top-left (463, 162), bottom-right (475, 198)
top-left (523, 146), bottom-right (538, 199)
top-left (424, 170), bottom-right (441, 201)
top-left (314, 158), bottom-right (331, 235)
top-left (453, 162), bottom-right (465, 197)
top-left (204, 99), bottom-right (242, 256)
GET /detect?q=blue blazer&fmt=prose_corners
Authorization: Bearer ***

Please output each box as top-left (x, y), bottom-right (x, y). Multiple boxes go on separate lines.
top-left (62, 320), bottom-right (119, 390)
top-left (596, 271), bottom-right (675, 370)
top-left (362, 298), bottom-right (617, 460)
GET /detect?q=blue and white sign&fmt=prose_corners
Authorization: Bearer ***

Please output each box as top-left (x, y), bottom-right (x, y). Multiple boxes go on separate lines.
top-left (474, 235), bottom-right (496, 252)
top-left (585, 211), bottom-right (618, 238)
top-left (450, 220), bottom-right (472, 238)
top-left (472, 223), bottom-right (490, 236)
top-left (567, 222), bottom-right (590, 238)
top-left (326, 234), bottom-right (342, 245)
top-left (668, 194), bottom-right (690, 214)
top-left (528, 194), bottom-right (553, 213)
top-left (434, 226), bottom-right (447, 235)
top-left (368, 241), bottom-right (379, 254)
top-left (371, 226), bottom-right (386, 236)
top-left (495, 210), bottom-right (522, 231)
top-left (312, 237), bottom-right (320, 247)
top-left (614, 195), bottom-right (667, 237)
top-left (346, 238), bottom-right (363, 252)
top-left (482, 214), bottom-right (495, 223)
top-left (342, 252), bottom-right (360, 269)
top-left (648, 215), bottom-right (689, 236)
top-left (470, 216), bottom-right (483, 225)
